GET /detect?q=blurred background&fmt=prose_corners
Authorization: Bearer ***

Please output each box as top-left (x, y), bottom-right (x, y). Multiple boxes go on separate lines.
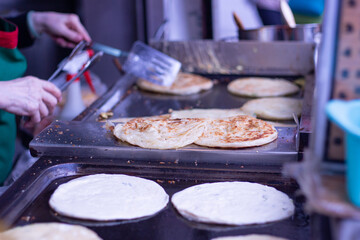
top-left (0, 0), bottom-right (323, 87)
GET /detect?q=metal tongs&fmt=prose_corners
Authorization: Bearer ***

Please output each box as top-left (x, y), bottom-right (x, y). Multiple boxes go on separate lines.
top-left (48, 40), bottom-right (103, 91)
top-left (57, 51), bottom-right (103, 91)
top-left (22, 41), bottom-right (103, 124)
top-left (48, 40), bottom-right (88, 83)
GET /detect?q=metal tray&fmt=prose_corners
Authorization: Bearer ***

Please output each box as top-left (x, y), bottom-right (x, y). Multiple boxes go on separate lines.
top-left (30, 74), bottom-right (302, 172)
top-left (0, 156), bottom-right (309, 240)
top-left (30, 120), bottom-right (297, 173)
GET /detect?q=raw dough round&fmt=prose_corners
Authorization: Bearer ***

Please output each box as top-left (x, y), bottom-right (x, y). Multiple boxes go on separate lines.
top-left (49, 174), bottom-right (169, 221)
top-left (172, 182), bottom-right (294, 225)
top-left (0, 223), bottom-right (102, 240)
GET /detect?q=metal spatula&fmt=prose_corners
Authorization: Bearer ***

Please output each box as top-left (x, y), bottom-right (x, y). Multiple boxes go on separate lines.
top-left (92, 41), bottom-right (181, 86)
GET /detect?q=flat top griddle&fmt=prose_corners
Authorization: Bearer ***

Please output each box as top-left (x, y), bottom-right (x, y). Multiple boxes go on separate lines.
top-left (30, 74), bottom-right (302, 172)
top-left (0, 157), bottom-right (309, 240)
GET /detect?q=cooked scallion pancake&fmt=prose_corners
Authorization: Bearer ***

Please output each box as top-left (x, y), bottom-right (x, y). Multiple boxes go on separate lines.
top-left (241, 97), bottom-right (302, 120)
top-left (113, 117), bottom-right (207, 149)
top-left (227, 77), bottom-right (299, 97)
top-left (137, 72), bottom-right (213, 95)
top-left (194, 116), bottom-right (277, 148)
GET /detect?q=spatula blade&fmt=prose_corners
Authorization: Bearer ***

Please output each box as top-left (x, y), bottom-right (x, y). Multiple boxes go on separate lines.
top-left (123, 41), bottom-right (181, 86)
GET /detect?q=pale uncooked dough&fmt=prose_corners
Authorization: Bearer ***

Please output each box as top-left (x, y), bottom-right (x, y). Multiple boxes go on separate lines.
top-left (0, 223), bottom-right (102, 240)
top-left (49, 174), bottom-right (169, 221)
top-left (172, 182), bottom-right (294, 225)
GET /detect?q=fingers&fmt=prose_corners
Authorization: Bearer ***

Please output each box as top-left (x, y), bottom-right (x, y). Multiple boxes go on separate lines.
top-left (39, 101), bottom-right (49, 119)
top-left (25, 92), bottom-right (56, 128)
top-left (67, 14), bottom-right (92, 42)
top-left (45, 12), bottom-right (91, 47)
top-left (53, 36), bottom-right (76, 48)
top-left (42, 89), bottom-right (59, 115)
top-left (23, 78), bottom-right (62, 126)
top-left (37, 81), bottom-right (61, 119)
top-left (56, 26), bottom-right (83, 45)
top-left (25, 109), bottom-right (41, 129)
top-left (42, 80), bottom-right (62, 103)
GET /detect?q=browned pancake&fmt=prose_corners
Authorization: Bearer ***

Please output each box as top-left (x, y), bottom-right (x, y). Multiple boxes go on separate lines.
top-left (137, 72), bottom-right (213, 95)
top-left (195, 115), bottom-right (277, 148)
top-left (113, 117), bottom-right (207, 149)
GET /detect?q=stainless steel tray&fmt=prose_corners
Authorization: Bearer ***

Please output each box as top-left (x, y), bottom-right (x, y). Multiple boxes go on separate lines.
top-left (30, 74), bottom-right (301, 172)
top-left (30, 120), bottom-right (297, 172)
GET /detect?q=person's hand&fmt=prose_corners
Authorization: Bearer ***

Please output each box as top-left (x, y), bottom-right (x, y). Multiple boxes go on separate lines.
top-left (0, 76), bottom-right (62, 128)
top-left (31, 11), bottom-right (91, 48)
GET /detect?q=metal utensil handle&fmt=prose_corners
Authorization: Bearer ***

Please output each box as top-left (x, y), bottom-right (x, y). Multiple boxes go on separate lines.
top-left (91, 42), bottom-right (129, 58)
top-left (59, 51), bottom-right (104, 92)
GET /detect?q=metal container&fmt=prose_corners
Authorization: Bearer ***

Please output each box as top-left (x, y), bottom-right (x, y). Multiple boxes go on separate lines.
top-left (238, 24), bottom-right (321, 42)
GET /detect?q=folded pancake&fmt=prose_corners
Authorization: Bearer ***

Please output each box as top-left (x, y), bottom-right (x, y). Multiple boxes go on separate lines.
top-left (227, 77), bottom-right (299, 97)
top-left (137, 72), bottom-right (213, 95)
top-left (114, 117), bottom-right (207, 149)
top-left (171, 182), bottom-right (295, 226)
top-left (0, 223), bottom-right (102, 240)
top-left (194, 115), bottom-right (277, 148)
top-left (241, 97), bottom-right (302, 120)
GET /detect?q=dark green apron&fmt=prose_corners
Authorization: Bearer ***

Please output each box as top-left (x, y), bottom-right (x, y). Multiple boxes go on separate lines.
top-left (0, 18), bottom-right (27, 184)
